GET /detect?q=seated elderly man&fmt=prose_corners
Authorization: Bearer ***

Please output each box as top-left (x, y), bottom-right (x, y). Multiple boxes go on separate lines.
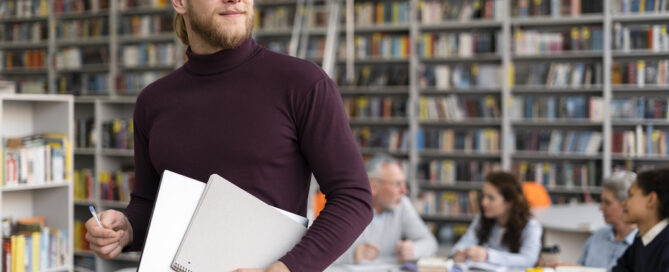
top-left (333, 154), bottom-right (438, 264)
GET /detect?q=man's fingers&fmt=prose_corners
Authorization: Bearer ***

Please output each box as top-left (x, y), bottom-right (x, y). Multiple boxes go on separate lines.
top-left (99, 210), bottom-right (122, 229)
top-left (85, 232), bottom-right (119, 247)
top-left (85, 219), bottom-right (117, 238)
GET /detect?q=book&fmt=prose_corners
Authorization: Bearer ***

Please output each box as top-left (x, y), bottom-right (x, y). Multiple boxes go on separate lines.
top-left (171, 173), bottom-right (308, 272)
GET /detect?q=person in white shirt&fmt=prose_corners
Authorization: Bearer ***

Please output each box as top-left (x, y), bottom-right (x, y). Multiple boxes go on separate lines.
top-left (334, 154), bottom-right (438, 265)
top-left (452, 172), bottom-right (542, 269)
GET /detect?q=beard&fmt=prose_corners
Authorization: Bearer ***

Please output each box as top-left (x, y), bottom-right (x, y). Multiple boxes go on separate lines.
top-left (187, 4), bottom-right (254, 50)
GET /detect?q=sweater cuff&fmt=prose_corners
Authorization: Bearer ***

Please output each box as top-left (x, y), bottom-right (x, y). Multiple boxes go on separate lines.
top-left (486, 248), bottom-right (503, 266)
top-left (279, 256), bottom-right (298, 272)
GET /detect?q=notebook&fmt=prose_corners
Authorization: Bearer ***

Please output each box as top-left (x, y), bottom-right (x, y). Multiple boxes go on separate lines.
top-left (171, 174), bottom-right (308, 272)
top-left (137, 170), bottom-right (206, 272)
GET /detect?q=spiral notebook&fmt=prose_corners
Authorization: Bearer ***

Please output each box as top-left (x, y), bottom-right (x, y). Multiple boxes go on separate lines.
top-left (171, 174), bottom-right (308, 272)
top-left (137, 170), bottom-right (206, 272)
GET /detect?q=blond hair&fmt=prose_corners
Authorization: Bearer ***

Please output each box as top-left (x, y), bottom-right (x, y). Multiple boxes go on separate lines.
top-left (174, 13), bottom-right (189, 45)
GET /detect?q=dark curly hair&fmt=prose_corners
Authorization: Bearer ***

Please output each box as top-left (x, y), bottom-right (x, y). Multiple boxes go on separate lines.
top-left (636, 168), bottom-right (669, 220)
top-left (476, 172), bottom-right (530, 253)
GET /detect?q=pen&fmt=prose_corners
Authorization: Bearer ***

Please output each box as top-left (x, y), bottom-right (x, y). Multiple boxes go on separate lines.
top-left (89, 205), bottom-right (104, 228)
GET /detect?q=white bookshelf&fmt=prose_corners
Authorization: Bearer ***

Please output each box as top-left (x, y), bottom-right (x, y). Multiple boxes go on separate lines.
top-left (0, 94), bottom-right (74, 272)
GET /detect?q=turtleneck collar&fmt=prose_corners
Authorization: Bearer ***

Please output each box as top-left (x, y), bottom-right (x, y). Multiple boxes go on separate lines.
top-left (184, 37), bottom-right (258, 76)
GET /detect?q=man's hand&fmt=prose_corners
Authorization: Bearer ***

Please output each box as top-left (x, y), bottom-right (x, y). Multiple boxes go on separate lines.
top-left (465, 245), bottom-right (488, 262)
top-left (453, 250), bottom-right (467, 263)
top-left (233, 261), bottom-right (290, 272)
top-left (84, 209), bottom-right (133, 259)
top-left (395, 240), bottom-right (415, 262)
top-left (354, 242), bottom-right (380, 264)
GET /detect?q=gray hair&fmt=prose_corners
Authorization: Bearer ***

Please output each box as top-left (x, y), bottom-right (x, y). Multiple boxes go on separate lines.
top-left (601, 171), bottom-right (637, 202)
top-left (365, 154), bottom-right (398, 180)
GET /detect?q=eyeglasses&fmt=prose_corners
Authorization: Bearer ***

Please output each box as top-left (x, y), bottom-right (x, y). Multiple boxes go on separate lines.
top-left (372, 178), bottom-right (407, 189)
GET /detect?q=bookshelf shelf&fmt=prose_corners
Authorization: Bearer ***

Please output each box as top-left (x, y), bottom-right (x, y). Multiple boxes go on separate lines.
top-left (74, 199), bottom-right (94, 206)
top-left (99, 149), bottom-right (134, 157)
top-left (511, 86), bottom-right (603, 95)
top-left (510, 14), bottom-right (604, 26)
top-left (349, 118), bottom-right (410, 126)
top-left (75, 148), bottom-right (97, 155)
top-left (419, 20), bottom-right (503, 31)
top-left (119, 33), bottom-right (175, 43)
top-left (611, 50), bottom-right (669, 59)
top-left (360, 148), bottom-right (408, 157)
top-left (420, 119), bottom-right (502, 127)
top-left (353, 24), bottom-right (410, 33)
top-left (57, 65), bottom-right (110, 74)
top-left (256, 0), bottom-right (300, 6)
top-left (421, 54), bottom-right (502, 63)
top-left (512, 152), bottom-right (602, 160)
top-left (121, 65), bottom-right (175, 72)
top-left (118, 7), bottom-right (174, 15)
top-left (56, 37), bottom-right (111, 47)
top-left (339, 86), bottom-right (409, 95)
top-left (74, 250), bottom-right (96, 257)
top-left (55, 11), bottom-right (111, 20)
top-left (113, 252), bottom-right (141, 262)
top-left (338, 58), bottom-right (409, 64)
top-left (419, 150), bottom-right (501, 159)
top-left (0, 41), bottom-right (49, 49)
top-left (512, 119), bottom-right (603, 127)
top-left (611, 13), bottom-right (669, 23)
top-left (612, 120), bottom-right (669, 127)
top-left (420, 88), bottom-right (502, 95)
top-left (99, 200), bottom-right (130, 209)
top-left (546, 186), bottom-right (603, 194)
top-left (419, 182), bottom-right (484, 191)
top-left (420, 214), bottom-right (475, 223)
top-left (611, 154), bottom-right (669, 161)
top-left (512, 51), bottom-right (603, 61)
top-left (1, 68), bottom-right (48, 75)
top-left (611, 85), bottom-right (669, 94)
top-left (1, 182), bottom-right (70, 192)
top-left (0, 16), bottom-right (48, 23)
top-left (254, 29), bottom-right (293, 36)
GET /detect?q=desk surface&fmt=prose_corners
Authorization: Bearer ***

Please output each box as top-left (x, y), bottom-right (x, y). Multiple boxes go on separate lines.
top-left (533, 203), bottom-right (605, 233)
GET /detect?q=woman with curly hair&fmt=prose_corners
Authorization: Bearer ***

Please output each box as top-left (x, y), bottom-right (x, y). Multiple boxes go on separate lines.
top-left (452, 171), bottom-right (542, 268)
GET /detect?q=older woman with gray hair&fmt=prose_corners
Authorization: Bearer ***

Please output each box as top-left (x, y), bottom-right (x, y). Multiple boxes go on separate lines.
top-left (548, 171), bottom-right (638, 270)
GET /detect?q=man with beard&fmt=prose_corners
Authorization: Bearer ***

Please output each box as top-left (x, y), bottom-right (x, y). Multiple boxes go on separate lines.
top-left (83, 0), bottom-right (374, 271)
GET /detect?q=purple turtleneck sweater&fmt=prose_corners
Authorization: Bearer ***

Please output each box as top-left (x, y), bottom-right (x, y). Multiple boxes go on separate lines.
top-left (123, 38), bottom-right (373, 271)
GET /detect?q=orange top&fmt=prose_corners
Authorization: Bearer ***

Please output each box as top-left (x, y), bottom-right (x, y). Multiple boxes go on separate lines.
top-left (523, 182), bottom-right (551, 208)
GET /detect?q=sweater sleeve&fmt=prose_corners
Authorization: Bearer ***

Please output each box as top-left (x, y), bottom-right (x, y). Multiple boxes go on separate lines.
top-left (577, 232), bottom-right (595, 266)
top-left (122, 93), bottom-right (161, 251)
top-left (453, 215), bottom-right (481, 252)
top-left (400, 197), bottom-right (438, 258)
top-left (486, 219), bottom-right (542, 268)
top-left (278, 76), bottom-right (374, 271)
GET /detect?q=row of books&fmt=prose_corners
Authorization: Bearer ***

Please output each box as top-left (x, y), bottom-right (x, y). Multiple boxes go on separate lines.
top-left (306, 37), bottom-right (325, 61)
top-left (354, 1), bottom-right (409, 26)
top-left (121, 43), bottom-right (175, 67)
top-left (509, 96), bottom-right (604, 120)
top-left (419, 64), bottom-right (501, 89)
top-left (614, 23), bottom-right (669, 51)
top-left (120, 14), bottom-right (172, 37)
top-left (75, 117), bottom-right (94, 149)
top-left (414, 190), bottom-right (480, 217)
top-left (55, 47), bottom-right (108, 69)
top-left (417, 128), bottom-right (501, 152)
top-left (427, 222), bottom-right (468, 245)
top-left (513, 27), bottom-right (604, 54)
top-left (56, 18), bottom-right (108, 40)
top-left (115, 71), bottom-right (167, 94)
top-left (419, 95), bottom-right (501, 120)
top-left (343, 96), bottom-right (407, 119)
top-left (512, 0), bottom-right (603, 17)
top-left (612, 124), bottom-right (669, 156)
top-left (418, 32), bottom-right (499, 58)
top-left (352, 127), bottom-right (410, 151)
top-left (0, 0), bottom-right (48, 19)
top-left (419, 0), bottom-right (504, 23)
top-left (3, 134), bottom-right (70, 186)
top-left (611, 97), bottom-right (669, 120)
top-left (350, 33), bottom-right (410, 60)
top-left (611, 0), bottom-right (669, 14)
top-left (612, 60), bottom-right (669, 86)
top-left (101, 118), bottom-right (133, 150)
top-left (512, 62), bottom-right (603, 87)
top-left (254, 6), bottom-right (293, 30)
top-left (119, 0), bottom-right (169, 9)
top-left (335, 65), bottom-right (409, 87)
top-left (99, 170), bottom-right (135, 202)
top-left (417, 160), bottom-right (501, 184)
top-left (2, 217), bottom-right (69, 272)
top-left (73, 169), bottom-right (93, 200)
top-left (73, 220), bottom-right (89, 251)
top-left (53, 0), bottom-right (109, 14)
top-left (0, 50), bottom-right (46, 70)
top-left (513, 130), bottom-right (603, 155)
top-left (4, 78), bottom-right (46, 94)
top-left (512, 161), bottom-right (601, 188)
top-left (57, 73), bottom-right (107, 95)
top-left (257, 37), bottom-right (290, 55)
top-left (0, 22), bottom-right (46, 43)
